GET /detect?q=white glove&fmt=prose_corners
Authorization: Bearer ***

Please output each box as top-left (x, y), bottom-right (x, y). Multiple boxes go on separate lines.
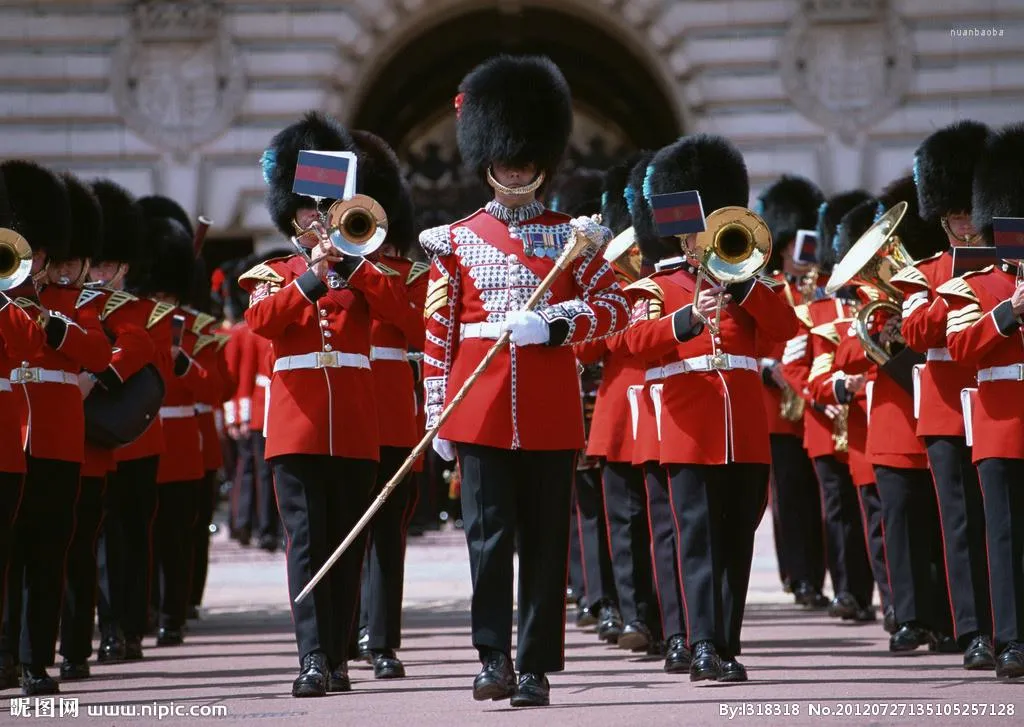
top-left (503, 310), bottom-right (550, 346)
top-left (433, 437), bottom-right (456, 462)
top-left (570, 215), bottom-right (612, 248)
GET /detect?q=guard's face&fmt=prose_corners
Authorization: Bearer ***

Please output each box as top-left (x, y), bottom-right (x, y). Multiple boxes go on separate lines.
top-left (943, 213), bottom-right (978, 247)
top-left (48, 258), bottom-right (88, 286)
top-left (294, 207), bottom-right (320, 233)
top-left (492, 162), bottom-right (538, 188)
top-left (89, 261), bottom-right (126, 287)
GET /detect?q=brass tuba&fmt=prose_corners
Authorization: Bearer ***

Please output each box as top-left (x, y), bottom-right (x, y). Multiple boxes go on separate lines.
top-left (325, 194), bottom-right (388, 257)
top-left (825, 201), bottom-right (913, 365)
top-left (0, 228), bottom-right (32, 292)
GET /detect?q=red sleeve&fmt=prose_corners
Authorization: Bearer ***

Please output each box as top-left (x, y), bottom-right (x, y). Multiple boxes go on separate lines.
top-left (236, 329), bottom-right (257, 425)
top-left (240, 263), bottom-right (309, 340)
top-left (573, 337), bottom-right (609, 365)
top-left (942, 281), bottom-right (1013, 367)
top-left (347, 261), bottom-right (418, 330)
top-left (100, 304), bottom-right (156, 385)
top-left (422, 254), bottom-right (459, 431)
top-left (536, 247), bottom-right (631, 345)
top-left (738, 281), bottom-right (800, 343)
top-left (173, 329), bottom-right (210, 397)
top-left (49, 303), bottom-right (111, 373)
top-left (893, 265), bottom-right (946, 353)
top-left (374, 265), bottom-right (428, 348)
top-left (0, 296), bottom-right (46, 358)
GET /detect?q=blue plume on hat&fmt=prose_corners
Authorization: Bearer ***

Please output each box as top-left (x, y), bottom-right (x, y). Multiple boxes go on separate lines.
top-left (259, 149), bottom-right (276, 185)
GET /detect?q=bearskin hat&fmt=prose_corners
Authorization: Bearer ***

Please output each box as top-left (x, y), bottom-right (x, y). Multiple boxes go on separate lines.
top-left (601, 154), bottom-right (646, 235)
top-left (455, 55), bottom-right (572, 186)
top-left (138, 195), bottom-right (193, 238)
top-left (756, 174), bottom-right (825, 249)
top-left (645, 134), bottom-right (750, 216)
top-left (816, 190), bottom-right (872, 270)
top-left (91, 179), bottom-right (146, 266)
top-left (351, 129), bottom-right (415, 255)
top-left (128, 218), bottom-right (194, 302)
top-left (261, 111), bottom-right (354, 238)
top-left (0, 160), bottom-right (71, 259)
top-left (58, 173), bottom-right (103, 263)
top-left (879, 174), bottom-right (948, 260)
top-left (627, 151), bottom-right (676, 262)
top-left (549, 167), bottom-right (603, 217)
top-left (972, 122), bottom-right (1024, 245)
top-left (913, 120), bottom-right (992, 221)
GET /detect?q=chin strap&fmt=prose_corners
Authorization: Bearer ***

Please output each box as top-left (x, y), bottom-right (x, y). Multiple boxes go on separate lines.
top-left (486, 167), bottom-right (545, 197)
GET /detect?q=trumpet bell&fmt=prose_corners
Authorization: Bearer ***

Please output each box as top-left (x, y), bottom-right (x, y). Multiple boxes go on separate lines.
top-left (325, 194), bottom-right (388, 257)
top-left (826, 201), bottom-right (911, 299)
top-left (694, 207), bottom-right (772, 283)
top-left (0, 227), bottom-right (32, 292)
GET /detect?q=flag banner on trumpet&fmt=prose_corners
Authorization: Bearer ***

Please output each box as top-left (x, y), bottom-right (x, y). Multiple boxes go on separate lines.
top-left (292, 150), bottom-right (358, 202)
top-left (992, 217), bottom-right (1024, 252)
top-left (952, 246), bottom-right (1000, 275)
top-left (793, 229), bottom-right (819, 265)
top-left (650, 190), bottom-right (706, 237)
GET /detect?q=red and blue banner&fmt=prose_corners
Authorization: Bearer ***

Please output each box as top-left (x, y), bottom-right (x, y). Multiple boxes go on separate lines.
top-left (793, 229), bottom-right (819, 265)
top-left (650, 190), bottom-right (706, 237)
top-left (292, 150), bottom-right (358, 201)
top-left (952, 246), bottom-right (1000, 275)
top-left (992, 217), bottom-right (1024, 259)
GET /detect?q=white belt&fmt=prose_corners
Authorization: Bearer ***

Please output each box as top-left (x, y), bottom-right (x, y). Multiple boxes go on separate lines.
top-left (160, 405), bottom-right (196, 419)
top-left (644, 366), bottom-right (664, 382)
top-left (370, 346), bottom-right (408, 362)
top-left (0, 378), bottom-right (9, 393)
top-left (195, 404), bottom-right (213, 414)
top-left (9, 367), bottom-right (77, 385)
top-left (273, 351), bottom-right (370, 373)
top-left (662, 354), bottom-right (758, 378)
top-left (255, 374), bottom-right (271, 388)
top-left (977, 363), bottom-right (1024, 383)
top-left (460, 322), bottom-right (503, 340)
top-left (927, 348), bottom-right (952, 362)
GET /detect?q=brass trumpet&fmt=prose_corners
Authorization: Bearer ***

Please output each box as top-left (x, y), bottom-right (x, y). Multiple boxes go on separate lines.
top-left (0, 228), bottom-right (31, 292)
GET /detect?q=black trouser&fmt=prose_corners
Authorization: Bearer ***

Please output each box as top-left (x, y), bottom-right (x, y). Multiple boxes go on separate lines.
top-left (458, 444), bottom-right (574, 674)
top-left (153, 480), bottom-right (199, 631)
top-left (273, 453), bottom-right (374, 666)
top-left (668, 462), bottom-right (768, 657)
top-left (814, 455), bottom-right (874, 606)
top-left (359, 446), bottom-right (417, 651)
top-left (602, 460), bottom-right (657, 631)
top-left (234, 434), bottom-right (256, 534)
top-left (976, 458), bottom-right (1024, 651)
top-left (2, 456), bottom-right (79, 667)
top-left (856, 484), bottom-right (891, 613)
top-left (252, 433), bottom-right (279, 539)
top-left (771, 434), bottom-right (825, 589)
top-left (568, 486), bottom-right (585, 602)
top-left (98, 456), bottom-right (158, 641)
top-left (573, 467), bottom-right (616, 609)
top-left (926, 436), bottom-right (992, 643)
top-left (0, 472), bottom-right (22, 657)
top-left (875, 465), bottom-right (952, 632)
top-left (189, 470), bottom-right (218, 609)
top-left (645, 464), bottom-right (685, 641)
top-left (60, 475), bottom-right (106, 662)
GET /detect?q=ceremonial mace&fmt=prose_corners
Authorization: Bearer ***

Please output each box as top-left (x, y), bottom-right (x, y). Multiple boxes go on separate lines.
top-left (294, 221), bottom-right (599, 604)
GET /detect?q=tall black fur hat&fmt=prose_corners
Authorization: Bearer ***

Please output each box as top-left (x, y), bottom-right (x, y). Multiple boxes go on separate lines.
top-left (0, 159), bottom-right (71, 259)
top-left (351, 129), bottom-right (415, 256)
top-left (816, 190), bottom-right (871, 270)
top-left (129, 218), bottom-right (194, 301)
top-left (549, 168), bottom-right (603, 217)
top-left (645, 134), bottom-right (750, 215)
top-left (628, 151), bottom-right (677, 263)
top-left (601, 154), bottom-right (646, 235)
top-left (913, 120), bottom-right (992, 221)
top-left (59, 173), bottom-right (103, 263)
top-left (139, 195), bottom-right (193, 238)
top-left (261, 111), bottom-right (354, 238)
top-left (755, 175), bottom-right (825, 249)
top-left (879, 174), bottom-right (948, 260)
top-left (456, 55), bottom-right (572, 185)
top-left (91, 179), bottom-right (146, 266)
top-left (972, 122), bottom-right (1024, 245)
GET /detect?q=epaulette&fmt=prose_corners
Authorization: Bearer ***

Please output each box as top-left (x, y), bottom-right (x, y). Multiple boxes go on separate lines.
top-left (623, 277), bottom-right (664, 301)
top-left (191, 312), bottom-right (217, 335)
top-left (757, 275), bottom-right (784, 289)
top-left (213, 333), bottom-right (231, 350)
top-left (101, 290), bottom-right (137, 320)
top-left (810, 321), bottom-right (841, 345)
top-left (857, 285), bottom-right (882, 302)
top-left (419, 225), bottom-right (452, 257)
top-left (238, 262), bottom-right (285, 285)
top-left (374, 261), bottom-right (401, 277)
top-left (809, 352), bottom-right (835, 379)
top-left (13, 296), bottom-right (41, 313)
top-left (75, 288), bottom-right (104, 309)
top-left (407, 261), bottom-right (430, 285)
top-left (147, 301), bottom-right (175, 329)
top-left (889, 266), bottom-right (930, 289)
top-left (192, 334), bottom-right (217, 356)
top-left (793, 303), bottom-right (813, 328)
top-left (935, 276), bottom-right (979, 302)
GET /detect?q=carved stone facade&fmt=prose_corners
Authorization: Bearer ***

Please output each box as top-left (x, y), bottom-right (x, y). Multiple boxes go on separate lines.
top-left (0, 0), bottom-right (1020, 251)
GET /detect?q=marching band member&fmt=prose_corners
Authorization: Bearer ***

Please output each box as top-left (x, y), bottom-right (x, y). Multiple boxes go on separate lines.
top-left (754, 175), bottom-right (829, 608)
top-left (1, 161), bottom-right (111, 695)
top-left (420, 55), bottom-right (629, 706)
top-left (890, 120), bottom-right (995, 668)
top-left (242, 112), bottom-right (409, 697)
top-left (623, 135), bottom-right (799, 682)
top-left (940, 122), bottom-right (1024, 680)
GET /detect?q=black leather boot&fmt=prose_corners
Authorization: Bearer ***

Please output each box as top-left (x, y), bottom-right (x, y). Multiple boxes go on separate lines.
top-left (292, 651), bottom-right (329, 697)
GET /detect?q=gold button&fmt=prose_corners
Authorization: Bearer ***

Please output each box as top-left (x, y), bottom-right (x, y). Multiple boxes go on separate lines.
top-left (324, 344), bottom-right (333, 352)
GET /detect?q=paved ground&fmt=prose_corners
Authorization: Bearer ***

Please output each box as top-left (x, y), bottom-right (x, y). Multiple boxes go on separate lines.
top-left (2, 519), bottom-right (1021, 725)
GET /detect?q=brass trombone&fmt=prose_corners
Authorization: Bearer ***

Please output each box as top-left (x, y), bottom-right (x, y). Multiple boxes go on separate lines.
top-left (0, 228), bottom-right (31, 292)
top-left (290, 194), bottom-right (389, 260)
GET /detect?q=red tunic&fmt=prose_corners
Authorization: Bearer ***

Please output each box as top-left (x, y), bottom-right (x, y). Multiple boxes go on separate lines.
top-left (192, 330), bottom-right (229, 471)
top-left (891, 251), bottom-right (976, 437)
top-left (0, 296), bottom-right (46, 474)
top-left (114, 297), bottom-right (171, 463)
top-left (10, 284), bottom-right (112, 464)
top-left (940, 264), bottom-right (1024, 462)
top-left (249, 334), bottom-right (272, 434)
top-left (760, 273), bottom-right (804, 437)
top-left (241, 255), bottom-right (409, 461)
top-left (420, 207), bottom-right (630, 451)
top-left (623, 265), bottom-right (799, 465)
top-left (575, 334), bottom-right (643, 463)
